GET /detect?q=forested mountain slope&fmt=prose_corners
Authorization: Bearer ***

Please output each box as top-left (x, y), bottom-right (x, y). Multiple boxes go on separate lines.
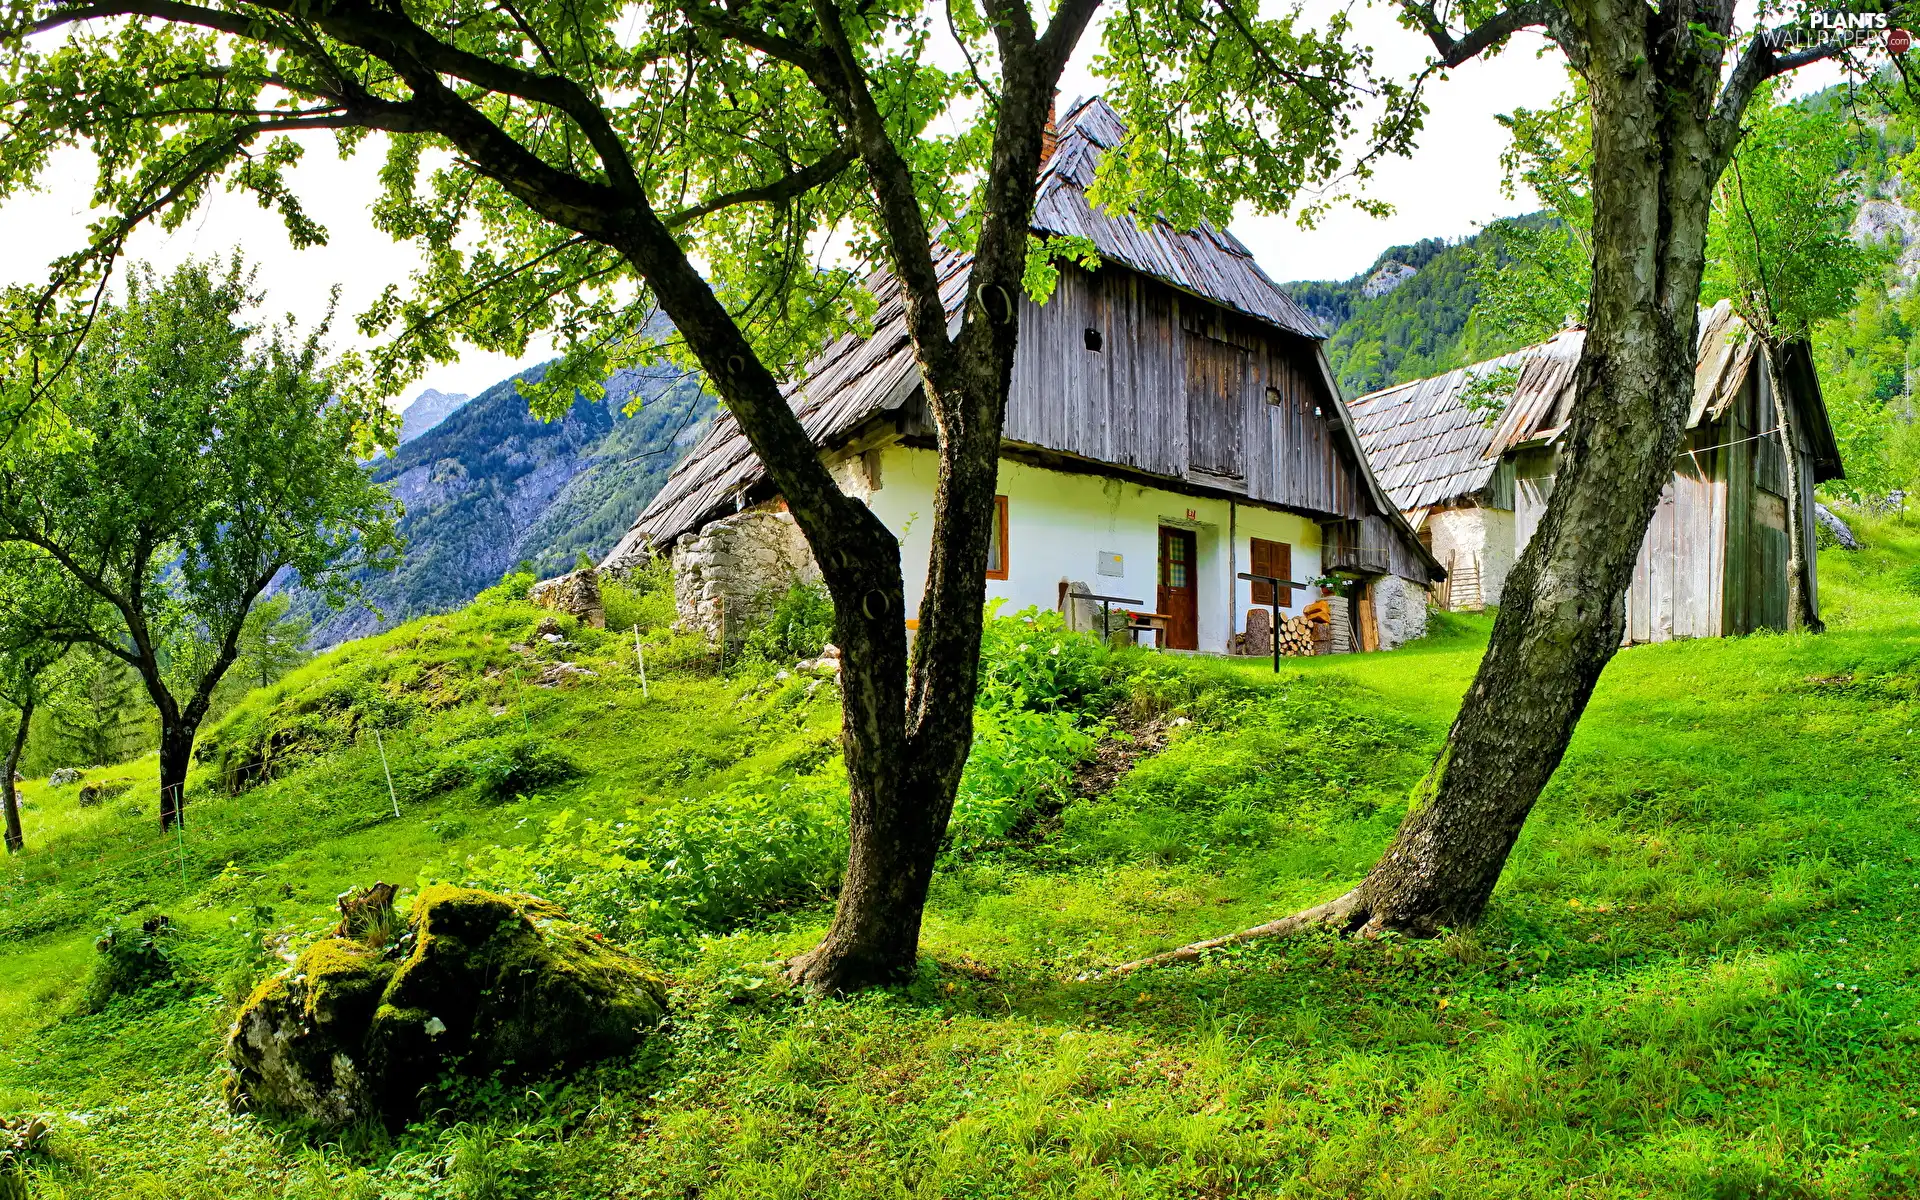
top-left (286, 362), bottom-right (712, 646)
top-left (1284, 233), bottom-right (1489, 397)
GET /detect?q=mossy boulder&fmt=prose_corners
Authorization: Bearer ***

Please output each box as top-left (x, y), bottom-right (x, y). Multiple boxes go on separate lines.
top-left (225, 884), bottom-right (668, 1126)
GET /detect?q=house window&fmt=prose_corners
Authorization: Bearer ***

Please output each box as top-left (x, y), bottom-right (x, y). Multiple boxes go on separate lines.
top-left (1084, 328), bottom-right (1103, 352)
top-left (986, 495), bottom-right (1010, 580)
top-left (1248, 537), bottom-right (1292, 607)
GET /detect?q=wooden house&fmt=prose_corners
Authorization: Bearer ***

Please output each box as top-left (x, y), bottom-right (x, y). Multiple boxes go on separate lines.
top-left (1348, 303), bottom-right (1843, 641)
top-left (605, 97), bottom-right (1441, 653)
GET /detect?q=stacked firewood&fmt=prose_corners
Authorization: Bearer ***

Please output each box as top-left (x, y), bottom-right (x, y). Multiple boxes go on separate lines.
top-left (1236, 599), bottom-right (1335, 658)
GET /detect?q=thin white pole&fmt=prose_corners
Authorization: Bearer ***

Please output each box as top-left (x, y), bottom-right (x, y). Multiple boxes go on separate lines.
top-left (374, 727), bottom-right (400, 818)
top-left (634, 627), bottom-right (650, 699)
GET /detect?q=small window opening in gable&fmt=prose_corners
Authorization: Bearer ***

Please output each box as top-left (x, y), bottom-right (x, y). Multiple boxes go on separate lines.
top-left (1084, 328), bottom-right (1103, 352)
top-left (1266, 386), bottom-right (1284, 407)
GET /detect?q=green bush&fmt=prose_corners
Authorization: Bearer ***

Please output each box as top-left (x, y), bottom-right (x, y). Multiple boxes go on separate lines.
top-left (977, 604), bottom-right (1116, 714)
top-left (457, 769), bottom-right (848, 942)
top-left (740, 582), bottom-right (835, 665)
top-left (434, 734), bottom-right (581, 802)
top-left (81, 915), bottom-right (176, 1011)
top-left (475, 570), bottom-right (538, 608)
top-left (603, 557), bottom-right (678, 634)
top-left (945, 705), bottom-right (1097, 855)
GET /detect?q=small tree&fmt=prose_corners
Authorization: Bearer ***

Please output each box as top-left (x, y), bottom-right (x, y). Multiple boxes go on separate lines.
top-left (0, 260), bottom-right (401, 829)
top-left (234, 595), bottom-right (312, 692)
top-left (0, 547), bottom-right (77, 851)
top-left (48, 646), bottom-right (147, 769)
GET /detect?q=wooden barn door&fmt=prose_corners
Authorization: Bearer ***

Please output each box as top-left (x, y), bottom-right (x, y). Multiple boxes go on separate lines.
top-left (1186, 335), bottom-right (1247, 478)
top-left (1158, 526), bottom-right (1199, 650)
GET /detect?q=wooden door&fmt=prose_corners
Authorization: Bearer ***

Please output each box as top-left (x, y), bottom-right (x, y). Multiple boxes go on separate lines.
top-left (1185, 335), bottom-right (1247, 478)
top-left (1158, 526), bottom-right (1199, 650)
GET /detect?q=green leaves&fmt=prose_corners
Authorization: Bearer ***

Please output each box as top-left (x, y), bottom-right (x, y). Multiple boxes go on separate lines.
top-left (0, 257), bottom-right (401, 722)
top-left (1704, 87), bottom-right (1873, 346)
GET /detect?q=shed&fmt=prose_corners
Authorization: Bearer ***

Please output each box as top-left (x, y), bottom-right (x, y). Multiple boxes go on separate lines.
top-left (1348, 303), bottom-right (1842, 640)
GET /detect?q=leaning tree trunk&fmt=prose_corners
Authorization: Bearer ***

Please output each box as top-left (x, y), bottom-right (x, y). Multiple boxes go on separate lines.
top-left (2, 697), bottom-right (29, 853)
top-left (1339, 0), bottom-right (1727, 935)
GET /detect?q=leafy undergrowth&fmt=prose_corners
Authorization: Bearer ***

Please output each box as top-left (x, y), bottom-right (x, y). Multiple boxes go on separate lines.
top-left (5, 515), bottom-right (1920, 1197)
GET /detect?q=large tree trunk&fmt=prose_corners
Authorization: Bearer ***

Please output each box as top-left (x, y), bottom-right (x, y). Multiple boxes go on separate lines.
top-left (1340, 0), bottom-right (1726, 934)
top-left (785, 334), bottom-right (1012, 991)
top-left (2, 697), bottom-right (29, 853)
top-left (157, 721), bottom-right (192, 831)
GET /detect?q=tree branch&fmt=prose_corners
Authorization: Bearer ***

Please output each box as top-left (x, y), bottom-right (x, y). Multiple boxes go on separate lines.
top-left (808, 0), bottom-right (952, 367)
top-left (1397, 0), bottom-right (1551, 68)
top-left (662, 140), bottom-right (858, 229)
top-left (1711, 31), bottom-right (1848, 161)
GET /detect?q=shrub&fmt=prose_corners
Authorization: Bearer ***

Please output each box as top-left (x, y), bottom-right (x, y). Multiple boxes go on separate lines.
top-left (976, 604), bottom-right (1115, 715)
top-left (946, 706), bottom-right (1097, 856)
top-left (434, 734), bottom-right (581, 802)
top-left (603, 556), bottom-right (678, 634)
top-left (82, 914), bottom-right (176, 1010)
top-left (740, 582), bottom-right (835, 665)
top-left (456, 769), bottom-right (848, 942)
top-left (475, 570), bottom-right (538, 608)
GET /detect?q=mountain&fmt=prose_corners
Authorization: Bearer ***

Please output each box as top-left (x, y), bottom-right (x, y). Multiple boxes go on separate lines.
top-left (289, 363), bottom-right (713, 646)
top-left (398, 388), bottom-right (470, 443)
top-left (1284, 233), bottom-right (1490, 398)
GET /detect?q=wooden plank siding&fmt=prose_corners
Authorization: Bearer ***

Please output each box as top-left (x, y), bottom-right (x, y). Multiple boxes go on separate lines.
top-left (988, 263), bottom-right (1376, 521)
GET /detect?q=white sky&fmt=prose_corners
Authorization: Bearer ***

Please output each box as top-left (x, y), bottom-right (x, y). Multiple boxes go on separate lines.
top-left (0, 2), bottom-right (1825, 406)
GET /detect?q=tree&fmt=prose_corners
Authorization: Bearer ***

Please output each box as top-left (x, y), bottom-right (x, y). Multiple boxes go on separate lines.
top-left (0, 546), bottom-right (84, 851)
top-left (48, 645), bottom-right (147, 768)
top-left (0, 0), bottom-right (1418, 989)
top-left (1290, 3), bottom-right (1888, 939)
top-left (234, 595), bottom-right (312, 692)
top-left (0, 260), bottom-right (401, 830)
top-left (1120, 4), bottom-right (1895, 969)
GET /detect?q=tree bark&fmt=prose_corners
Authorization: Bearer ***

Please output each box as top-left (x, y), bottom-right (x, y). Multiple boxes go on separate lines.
top-left (3, 697), bottom-right (30, 853)
top-left (157, 721), bottom-right (192, 832)
top-left (1340, 0), bottom-right (1733, 935)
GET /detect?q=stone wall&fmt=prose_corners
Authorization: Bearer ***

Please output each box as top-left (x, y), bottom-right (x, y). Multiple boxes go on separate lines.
top-left (1372, 572), bottom-right (1430, 651)
top-left (670, 509), bottom-right (821, 646)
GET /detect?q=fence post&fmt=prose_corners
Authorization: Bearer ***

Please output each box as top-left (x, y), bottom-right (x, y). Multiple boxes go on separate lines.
top-left (634, 627), bottom-right (650, 699)
top-left (373, 727), bottom-right (401, 819)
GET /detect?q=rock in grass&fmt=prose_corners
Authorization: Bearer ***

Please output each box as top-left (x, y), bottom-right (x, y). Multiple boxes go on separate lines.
top-left (224, 884), bottom-right (668, 1127)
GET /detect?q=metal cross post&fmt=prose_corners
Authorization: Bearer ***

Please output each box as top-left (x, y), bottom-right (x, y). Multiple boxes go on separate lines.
top-left (1238, 572), bottom-right (1307, 673)
top-left (1067, 591), bottom-right (1144, 646)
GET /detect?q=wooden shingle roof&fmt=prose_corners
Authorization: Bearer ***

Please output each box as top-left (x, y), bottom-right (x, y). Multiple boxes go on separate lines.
top-left (1349, 302), bottom-right (1784, 512)
top-left (608, 97), bottom-right (1327, 559)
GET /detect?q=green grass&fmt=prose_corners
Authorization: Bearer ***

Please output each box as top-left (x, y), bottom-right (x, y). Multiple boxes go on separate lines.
top-left (7, 516), bottom-right (1920, 1197)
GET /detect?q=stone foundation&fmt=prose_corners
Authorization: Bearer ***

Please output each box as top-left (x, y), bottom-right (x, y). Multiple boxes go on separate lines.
top-left (1372, 573), bottom-right (1430, 650)
top-left (670, 509), bottom-right (821, 646)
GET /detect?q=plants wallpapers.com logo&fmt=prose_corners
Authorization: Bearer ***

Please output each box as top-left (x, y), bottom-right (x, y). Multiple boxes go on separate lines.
top-left (1758, 10), bottom-right (1912, 52)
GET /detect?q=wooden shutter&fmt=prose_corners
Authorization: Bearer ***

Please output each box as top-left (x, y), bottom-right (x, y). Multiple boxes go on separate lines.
top-left (1248, 538), bottom-right (1292, 607)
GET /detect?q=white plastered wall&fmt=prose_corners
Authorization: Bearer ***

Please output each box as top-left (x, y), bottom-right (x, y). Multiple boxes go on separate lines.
top-left (863, 445), bottom-right (1324, 653)
top-left (1425, 504), bottom-right (1517, 610)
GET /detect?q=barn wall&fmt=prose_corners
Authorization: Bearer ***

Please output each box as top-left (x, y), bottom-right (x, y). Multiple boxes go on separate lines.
top-left (995, 264), bottom-right (1375, 522)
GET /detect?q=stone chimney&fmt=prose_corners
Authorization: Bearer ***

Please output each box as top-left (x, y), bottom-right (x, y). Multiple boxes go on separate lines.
top-left (1040, 99), bottom-right (1059, 164)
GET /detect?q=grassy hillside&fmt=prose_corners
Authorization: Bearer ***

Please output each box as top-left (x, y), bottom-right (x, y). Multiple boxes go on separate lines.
top-left (5, 522), bottom-right (1920, 1197)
